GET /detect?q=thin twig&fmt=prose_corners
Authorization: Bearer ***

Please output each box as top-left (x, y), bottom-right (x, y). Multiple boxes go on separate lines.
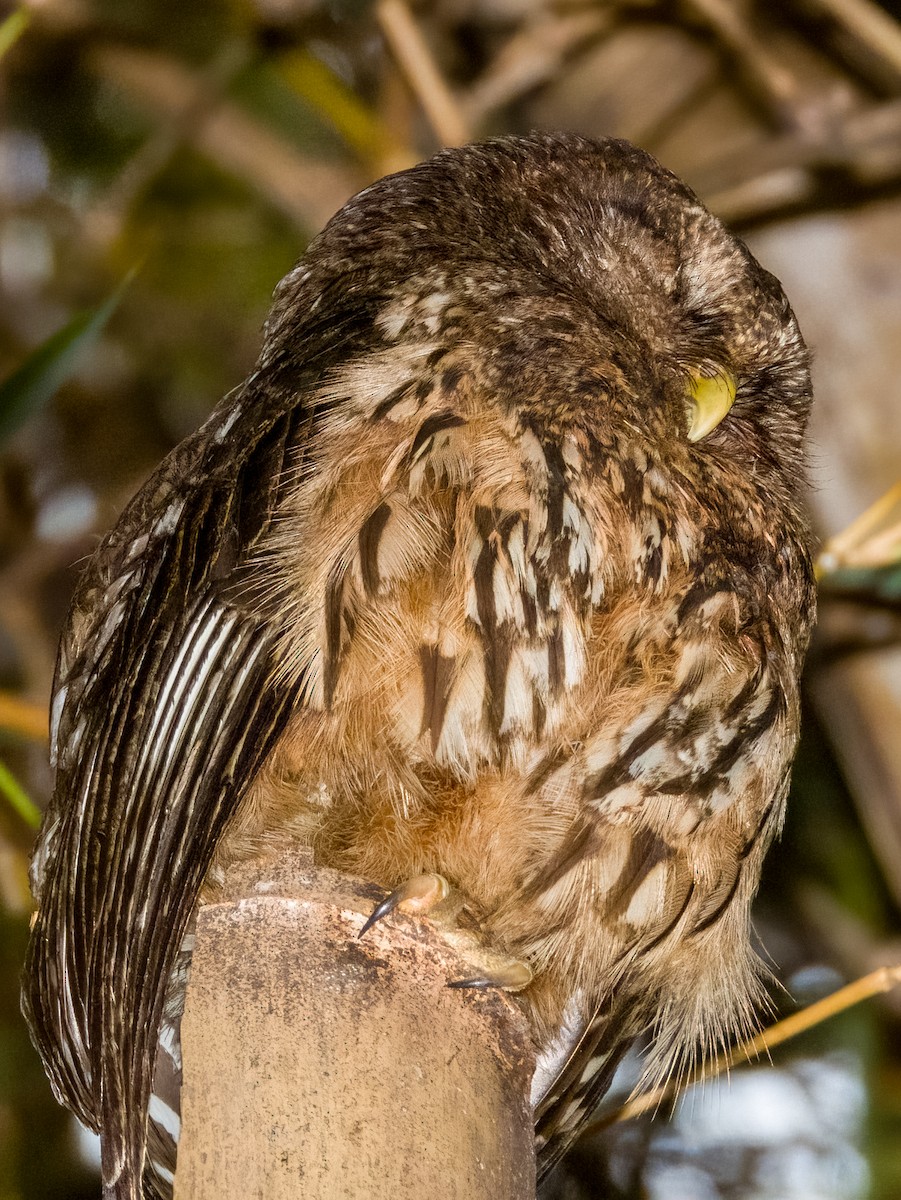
top-left (697, 95), bottom-right (901, 223)
top-left (817, 481), bottom-right (901, 576)
top-left (581, 963), bottom-right (901, 1138)
top-left (462, 10), bottom-right (613, 126)
top-left (375, 0), bottom-right (469, 147)
top-left (800, 0), bottom-right (901, 85)
top-left (797, 887), bottom-right (901, 1015)
top-left (85, 43), bottom-right (252, 247)
top-left (683, 0), bottom-right (811, 131)
top-left (89, 44), bottom-right (361, 234)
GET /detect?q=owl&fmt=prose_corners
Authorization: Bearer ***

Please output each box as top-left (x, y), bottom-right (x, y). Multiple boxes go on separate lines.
top-left (23, 133), bottom-right (815, 1197)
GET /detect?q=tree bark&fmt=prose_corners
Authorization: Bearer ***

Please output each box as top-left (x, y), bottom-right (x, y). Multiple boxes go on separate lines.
top-left (173, 849), bottom-right (536, 1199)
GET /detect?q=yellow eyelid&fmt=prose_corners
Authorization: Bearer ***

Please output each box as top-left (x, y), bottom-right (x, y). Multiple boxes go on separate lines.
top-left (686, 370), bottom-right (736, 442)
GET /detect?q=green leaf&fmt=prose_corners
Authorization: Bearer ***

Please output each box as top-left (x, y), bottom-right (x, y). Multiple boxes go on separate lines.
top-left (0, 759), bottom-right (40, 830)
top-left (0, 9), bottom-right (29, 61)
top-left (0, 269), bottom-right (135, 443)
top-left (274, 50), bottom-right (405, 167)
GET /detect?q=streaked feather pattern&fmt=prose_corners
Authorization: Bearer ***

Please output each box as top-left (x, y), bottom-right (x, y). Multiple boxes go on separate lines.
top-left (23, 134), bottom-right (815, 1195)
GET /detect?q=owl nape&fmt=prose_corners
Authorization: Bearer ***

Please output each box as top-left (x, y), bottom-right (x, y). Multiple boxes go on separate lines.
top-left (23, 133), bottom-right (815, 1197)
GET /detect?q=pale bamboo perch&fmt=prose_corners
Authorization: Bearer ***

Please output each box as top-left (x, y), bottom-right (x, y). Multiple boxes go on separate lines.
top-left (173, 849), bottom-right (536, 1199)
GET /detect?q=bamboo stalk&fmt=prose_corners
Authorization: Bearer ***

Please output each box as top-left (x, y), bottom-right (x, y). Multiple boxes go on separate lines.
top-left (174, 850), bottom-right (535, 1199)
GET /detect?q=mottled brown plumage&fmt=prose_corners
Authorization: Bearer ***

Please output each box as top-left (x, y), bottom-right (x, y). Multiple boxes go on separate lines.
top-left (22, 133), bottom-right (815, 1197)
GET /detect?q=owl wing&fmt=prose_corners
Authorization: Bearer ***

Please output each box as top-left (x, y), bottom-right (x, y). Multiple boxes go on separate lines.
top-left (22, 374), bottom-right (319, 1198)
top-left (534, 1003), bottom-right (636, 1179)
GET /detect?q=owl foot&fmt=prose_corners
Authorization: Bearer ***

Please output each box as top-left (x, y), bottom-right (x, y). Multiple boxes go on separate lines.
top-left (359, 873), bottom-right (532, 992)
top-left (358, 872), bottom-right (455, 937)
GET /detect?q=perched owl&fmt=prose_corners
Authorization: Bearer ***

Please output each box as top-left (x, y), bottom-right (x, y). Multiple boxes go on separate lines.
top-left (23, 133), bottom-right (815, 1198)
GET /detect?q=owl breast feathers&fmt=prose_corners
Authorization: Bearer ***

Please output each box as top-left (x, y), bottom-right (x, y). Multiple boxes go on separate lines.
top-left (23, 133), bottom-right (815, 1197)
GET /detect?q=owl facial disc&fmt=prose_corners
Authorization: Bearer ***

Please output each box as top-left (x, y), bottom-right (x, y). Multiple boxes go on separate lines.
top-left (686, 369), bottom-right (736, 441)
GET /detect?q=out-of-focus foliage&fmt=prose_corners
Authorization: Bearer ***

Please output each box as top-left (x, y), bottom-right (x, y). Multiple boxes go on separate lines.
top-left (0, 758), bottom-right (39, 828)
top-left (2, 0), bottom-right (901, 1196)
top-left (0, 270), bottom-right (131, 441)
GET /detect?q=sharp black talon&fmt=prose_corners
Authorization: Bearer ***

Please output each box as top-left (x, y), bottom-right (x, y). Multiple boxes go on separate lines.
top-left (358, 894), bottom-right (400, 938)
top-left (358, 873), bottom-right (451, 938)
top-left (447, 959), bottom-right (533, 991)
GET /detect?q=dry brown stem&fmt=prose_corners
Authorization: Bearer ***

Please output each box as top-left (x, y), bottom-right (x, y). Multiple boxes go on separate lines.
top-left (683, 0), bottom-right (811, 130)
top-left (88, 45), bottom-right (360, 233)
top-left (462, 10), bottom-right (613, 125)
top-left (0, 691), bottom-right (47, 741)
top-left (697, 96), bottom-right (901, 222)
top-left (581, 963), bottom-right (901, 1137)
top-left (375, 0), bottom-right (470, 147)
top-left (800, 0), bottom-right (901, 85)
